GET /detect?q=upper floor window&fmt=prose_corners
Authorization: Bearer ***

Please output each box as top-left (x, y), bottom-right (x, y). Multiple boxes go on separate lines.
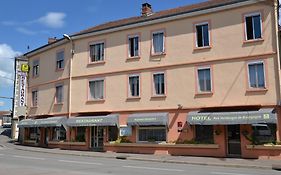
top-left (128, 35), bottom-right (139, 58)
top-left (245, 13), bottom-right (262, 40)
top-left (55, 85), bottom-right (63, 103)
top-left (248, 61), bottom-right (265, 89)
top-left (56, 50), bottom-right (64, 70)
top-left (32, 60), bottom-right (39, 77)
top-left (197, 67), bottom-right (212, 92)
top-left (195, 23), bottom-right (210, 48)
top-left (32, 90), bottom-right (38, 107)
top-left (90, 42), bottom-right (105, 62)
top-left (89, 79), bottom-right (104, 100)
top-left (152, 31), bottom-right (165, 54)
top-left (128, 75), bottom-right (140, 97)
top-left (153, 72), bottom-right (165, 96)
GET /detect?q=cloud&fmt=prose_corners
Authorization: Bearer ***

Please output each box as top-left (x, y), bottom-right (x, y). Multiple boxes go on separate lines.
top-left (16, 27), bottom-right (36, 35)
top-left (0, 101), bottom-right (4, 106)
top-left (0, 44), bottom-right (21, 86)
top-left (38, 12), bottom-right (66, 28)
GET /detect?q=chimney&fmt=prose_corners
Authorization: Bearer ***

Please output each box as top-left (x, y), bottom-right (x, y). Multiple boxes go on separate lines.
top-left (48, 37), bottom-right (57, 44)
top-left (142, 3), bottom-right (153, 17)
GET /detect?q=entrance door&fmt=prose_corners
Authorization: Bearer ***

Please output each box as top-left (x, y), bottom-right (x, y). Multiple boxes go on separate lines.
top-left (227, 125), bottom-right (241, 156)
top-left (91, 126), bottom-right (104, 150)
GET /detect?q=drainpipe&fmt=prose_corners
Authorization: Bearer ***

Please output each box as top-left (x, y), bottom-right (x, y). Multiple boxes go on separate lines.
top-left (273, 0), bottom-right (281, 142)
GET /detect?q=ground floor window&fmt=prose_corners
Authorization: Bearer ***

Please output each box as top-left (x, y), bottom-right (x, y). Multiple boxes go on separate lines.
top-left (138, 126), bottom-right (166, 142)
top-left (76, 127), bottom-right (86, 142)
top-left (108, 126), bottom-right (118, 141)
top-left (252, 124), bottom-right (276, 144)
top-left (28, 127), bottom-right (37, 140)
top-left (195, 125), bottom-right (214, 144)
top-left (51, 126), bottom-right (66, 141)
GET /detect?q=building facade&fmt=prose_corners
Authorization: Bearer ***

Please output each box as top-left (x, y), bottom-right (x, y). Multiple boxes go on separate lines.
top-left (18, 0), bottom-right (281, 159)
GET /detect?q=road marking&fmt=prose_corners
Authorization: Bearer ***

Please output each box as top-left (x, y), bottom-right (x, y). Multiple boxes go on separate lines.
top-left (12, 155), bottom-right (45, 160)
top-left (58, 160), bottom-right (103, 165)
top-left (211, 172), bottom-right (254, 175)
top-left (123, 165), bottom-right (184, 172)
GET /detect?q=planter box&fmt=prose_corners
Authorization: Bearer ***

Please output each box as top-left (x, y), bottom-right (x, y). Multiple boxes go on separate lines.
top-left (48, 141), bottom-right (86, 146)
top-left (246, 145), bottom-right (281, 150)
top-left (105, 143), bottom-right (219, 149)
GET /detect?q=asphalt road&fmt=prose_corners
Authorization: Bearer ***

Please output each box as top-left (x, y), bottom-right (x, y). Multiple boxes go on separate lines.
top-left (0, 133), bottom-right (280, 175)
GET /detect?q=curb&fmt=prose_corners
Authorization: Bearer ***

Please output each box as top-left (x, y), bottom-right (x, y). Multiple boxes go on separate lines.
top-left (11, 145), bottom-right (273, 170)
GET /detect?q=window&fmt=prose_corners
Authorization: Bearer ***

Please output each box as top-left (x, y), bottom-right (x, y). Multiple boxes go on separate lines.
top-left (252, 124), bottom-right (276, 144)
top-left (56, 50), bottom-right (64, 70)
top-left (197, 67), bottom-right (212, 92)
top-left (195, 125), bottom-right (214, 144)
top-left (245, 13), bottom-right (262, 40)
top-left (76, 127), bottom-right (85, 142)
top-left (152, 31), bottom-right (165, 54)
top-left (248, 61), bottom-right (265, 88)
top-left (195, 23), bottom-right (210, 47)
top-left (55, 85), bottom-right (63, 103)
top-left (32, 60), bottom-right (39, 77)
top-left (129, 75), bottom-right (140, 97)
top-left (28, 128), bottom-right (37, 140)
top-left (32, 90), bottom-right (38, 107)
top-left (89, 79), bottom-right (104, 100)
top-left (90, 42), bottom-right (105, 62)
top-left (138, 126), bottom-right (166, 142)
top-left (153, 73), bottom-right (165, 95)
top-left (128, 36), bottom-right (139, 57)
top-left (51, 126), bottom-right (66, 141)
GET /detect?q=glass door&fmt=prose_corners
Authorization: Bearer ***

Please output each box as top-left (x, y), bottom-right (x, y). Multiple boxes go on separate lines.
top-left (227, 125), bottom-right (241, 156)
top-left (91, 126), bottom-right (104, 150)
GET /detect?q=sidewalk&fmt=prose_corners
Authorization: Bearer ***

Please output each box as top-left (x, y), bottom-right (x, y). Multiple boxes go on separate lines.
top-left (0, 136), bottom-right (280, 170)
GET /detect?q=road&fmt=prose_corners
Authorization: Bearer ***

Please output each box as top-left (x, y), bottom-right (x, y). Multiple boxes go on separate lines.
top-left (0, 134), bottom-right (279, 175)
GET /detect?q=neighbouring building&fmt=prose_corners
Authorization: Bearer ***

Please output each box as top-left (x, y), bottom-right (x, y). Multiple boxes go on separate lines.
top-left (18, 0), bottom-right (281, 159)
top-left (0, 111), bottom-right (11, 127)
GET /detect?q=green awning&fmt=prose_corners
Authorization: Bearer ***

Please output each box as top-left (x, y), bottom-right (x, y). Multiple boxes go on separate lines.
top-left (66, 114), bottom-right (119, 127)
top-left (18, 119), bottom-right (37, 128)
top-left (187, 108), bottom-right (277, 125)
top-left (127, 113), bottom-right (169, 126)
top-left (18, 117), bottom-right (67, 128)
top-left (36, 116), bottom-right (67, 127)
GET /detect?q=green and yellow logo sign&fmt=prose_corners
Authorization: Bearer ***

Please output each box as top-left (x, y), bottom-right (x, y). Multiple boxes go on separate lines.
top-left (21, 64), bottom-right (29, 72)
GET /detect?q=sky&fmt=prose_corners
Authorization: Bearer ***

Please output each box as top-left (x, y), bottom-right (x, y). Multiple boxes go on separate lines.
top-left (0, 0), bottom-right (206, 111)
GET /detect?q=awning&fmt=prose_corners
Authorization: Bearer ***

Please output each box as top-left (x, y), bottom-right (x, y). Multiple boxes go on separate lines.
top-left (18, 119), bottom-right (37, 128)
top-left (127, 112), bottom-right (169, 126)
top-left (36, 116), bottom-right (67, 127)
top-left (187, 108), bottom-right (277, 125)
top-left (17, 116), bottom-right (67, 128)
top-left (66, 114), bottom-right (119, 127)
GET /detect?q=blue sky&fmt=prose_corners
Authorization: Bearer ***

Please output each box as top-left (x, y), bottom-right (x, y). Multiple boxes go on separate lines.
top-left (0, 0), bottom-right (212, 111)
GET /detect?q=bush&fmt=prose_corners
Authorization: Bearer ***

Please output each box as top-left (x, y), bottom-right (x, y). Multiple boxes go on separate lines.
top-left (115, 136), bottom-right (132, 143)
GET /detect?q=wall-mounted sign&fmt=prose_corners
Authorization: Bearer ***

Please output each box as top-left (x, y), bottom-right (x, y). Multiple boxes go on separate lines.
top-left (19, 73), bottom-right (26, 107)
top-left (120, 126), bottom-right (132, 136)
top-left (21, 64), bottom-right (29, 72)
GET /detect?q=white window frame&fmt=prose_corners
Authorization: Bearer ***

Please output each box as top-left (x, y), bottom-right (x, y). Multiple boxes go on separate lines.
top-left (128, 74), bottom-right (140, 97)
top-left (128, 35), bottom-right (140, 58)
top-left (244, 12), bottom-right (262, 41)
top-left (55, 84), bottom-right (64, 104)
top-left (197, 66), bottom-right (212, 93)
top-left (195, 22), bottom-right (210, 48)
top-left (152, 30), bottom-right (165, 54)
top-left (88, 78), bottom-right (105, 100)
top-left (247, 60), bottom-right (266, 89)
top-left (152, 72), bottom-right (166, 96)
top-left (89, 41), bottom-right (105, 63)
top-left (31, 90), bottom-right (38, 107)
top-left (136, 126), bottom-right (167, 143)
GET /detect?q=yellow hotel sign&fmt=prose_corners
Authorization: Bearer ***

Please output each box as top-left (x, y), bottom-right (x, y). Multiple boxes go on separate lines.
top-left (21, 64), bottom-right (29, 72)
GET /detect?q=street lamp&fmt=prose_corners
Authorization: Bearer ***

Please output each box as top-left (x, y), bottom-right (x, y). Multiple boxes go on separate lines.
top-left (63, 34), bottom-right (74, 55)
